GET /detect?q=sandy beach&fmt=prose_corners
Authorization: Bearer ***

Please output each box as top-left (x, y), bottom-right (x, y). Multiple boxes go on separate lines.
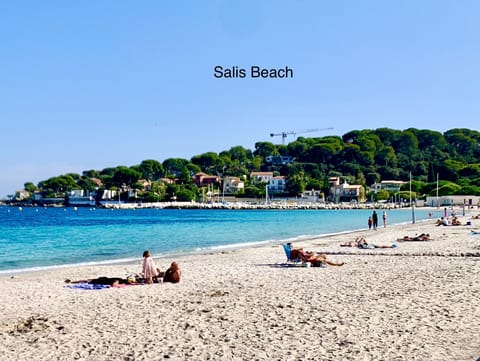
top-left (1, 213), bottom-right (480, 361)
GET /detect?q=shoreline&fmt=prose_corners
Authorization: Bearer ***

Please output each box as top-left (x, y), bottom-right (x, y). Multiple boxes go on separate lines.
top-left (0, 217), bottom-right (434, 276)
top-left (1, 215), bottom-right (480, 360)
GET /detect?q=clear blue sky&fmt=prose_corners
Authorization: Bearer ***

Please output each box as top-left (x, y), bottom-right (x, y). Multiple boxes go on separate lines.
top-left (1, 1), bottom-right (479, 197)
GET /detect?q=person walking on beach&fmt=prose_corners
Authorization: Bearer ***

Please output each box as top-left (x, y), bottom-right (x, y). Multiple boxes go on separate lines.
top-left (368, 216), bottom-right (373, 230)
top-left (372, 210), bottom-right (378, 230)
top-left (382, 211), bottom-right (387, 228)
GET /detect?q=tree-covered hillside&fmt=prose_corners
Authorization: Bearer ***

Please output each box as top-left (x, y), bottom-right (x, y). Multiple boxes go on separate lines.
top-left (18, 128), bottom-right (480, 203)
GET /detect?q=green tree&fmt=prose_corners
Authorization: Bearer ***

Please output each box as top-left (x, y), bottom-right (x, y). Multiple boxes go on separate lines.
top-left (375, 189), bottom-right (390, 201)
top-left (135, 160), bottom-right (164, 180)
top-left (112, 167), bottom-right (141, 187)
top-left (374, 128), bottom-right (403, 146)
top-left (222, 146), bottom-right (252, 163)
top-left (186, 163), bottom-right (202, 177)
top-left (191, 152), bottom-right (222, 173)
top-left (77, 177), bottom-right (98, 192)
top-left (242, 185), bottom-right (263, 198)
top-left (398, 191), bottom-right (416, 202)
top-left (253, 142), bottom-right (277, 158)
top-left (163, 158), bottom-right (189, 178)
top-left (365, 172), bottom-right (380, 186)
top-left (175, 188), bottom-right (197, 201)
top-left (394, 131), bottom-right (419, 156)
top-left (83, 169), bottom-right (100, 178)
top-left (24, 182), bottom-right (38, 193)
top-left (445, 128), bottom-right (480, 162)
top-left (459, 164), bottom-right (480, 179)
top-left (39, 175), bottom-right (78, 194)
top-left (437, 182), bottom-right (462, 196)
top-left (375, 145), bottom-right (397, 168)
top-left (308, 141), bottom-right (342, 165)
top-left (287, 140), bottom-right (308, 161)
top-left (286, 172), bottom-right (306, 196)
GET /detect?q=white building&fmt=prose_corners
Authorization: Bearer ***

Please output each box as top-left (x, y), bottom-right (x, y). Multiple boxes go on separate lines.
top-left (250, 171), bottom-right (274, 184)
top-left (371, 180), bottom-right (406, 194)
top-left (67, 189), bottom-right (96, 206)
top-left (223, 176), bottom-right (245, 194)
top-left (14, 190), bottom-right (30, 201)
top-left (268, 176), bottom-right (286, 193)
top-left (301, 189), bottom-right (324, 202)
top-left (265, 155), bottom-right (294, 165)
top-left (425, 195), bottom-right (480, 207)
top-left (329, 177), bottom-right (364, 202)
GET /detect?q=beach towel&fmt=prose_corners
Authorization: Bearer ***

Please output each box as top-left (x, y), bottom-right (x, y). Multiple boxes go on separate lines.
top-left (64, 283), bottom-right (111, 290)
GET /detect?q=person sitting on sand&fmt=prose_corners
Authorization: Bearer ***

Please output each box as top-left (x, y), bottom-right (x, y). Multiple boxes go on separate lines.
top-left (289, 247), bottom-right (345, 267)
top-left (451, 216), bottom-right (462, 226)
top-left (163, 262), bottom-right (181, 283)
top-left (398, 233), bottom-right (432, 242)
top-left (341, 237), bottom-right (397, 249)
top-left (142, 250), bottom-right (160, 284)
top-left (436, 217), bottom-right (449, 226)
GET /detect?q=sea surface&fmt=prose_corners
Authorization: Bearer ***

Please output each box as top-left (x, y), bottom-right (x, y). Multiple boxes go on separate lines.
top-left (0, 206), bottom-right (436, 273)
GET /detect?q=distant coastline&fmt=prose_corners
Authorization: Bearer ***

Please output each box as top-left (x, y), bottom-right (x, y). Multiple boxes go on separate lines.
top-left (2, 199), bottom-right (415, 211)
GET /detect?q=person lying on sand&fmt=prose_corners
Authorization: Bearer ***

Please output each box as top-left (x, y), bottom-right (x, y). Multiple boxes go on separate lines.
top-left (64, 276), bottom-right (138, 287)
top-left (397, 233), bottom-right (432, 242)
top-left (290, 247), bottom-right (345, 266)
top-left (341, 237), bottom-right (397, 249)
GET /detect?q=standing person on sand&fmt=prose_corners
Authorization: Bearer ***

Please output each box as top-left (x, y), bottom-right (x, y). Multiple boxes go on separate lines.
top-left (383, 211), bottom-right (387, 228)
top-left (372, 210), bottom-right (378, 230)
top-left (142, 250), bottom-right (159, 284)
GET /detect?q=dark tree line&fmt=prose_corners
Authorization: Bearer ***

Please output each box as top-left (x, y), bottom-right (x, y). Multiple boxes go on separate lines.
top-left (23, 128), bottom-right (480, 202)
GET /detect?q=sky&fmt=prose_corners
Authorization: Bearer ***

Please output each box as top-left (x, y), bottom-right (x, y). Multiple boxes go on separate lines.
top-left (1, 1), bottom-right (480, 197)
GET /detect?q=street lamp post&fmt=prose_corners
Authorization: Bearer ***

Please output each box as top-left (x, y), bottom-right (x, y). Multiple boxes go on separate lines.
top-left (222, 179), bottom-right (225, 203)
top-left (410, 172), bottom-right (416, 224)
top-left (222, 166), bottom-right (227, 204)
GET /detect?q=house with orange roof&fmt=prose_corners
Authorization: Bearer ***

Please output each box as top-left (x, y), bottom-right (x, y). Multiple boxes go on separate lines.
top-left (192, 172), bottom-right (221, 186)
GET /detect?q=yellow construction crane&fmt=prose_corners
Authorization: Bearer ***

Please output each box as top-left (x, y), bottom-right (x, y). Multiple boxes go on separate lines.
top-left (269, 127), bottom-right (333, 144)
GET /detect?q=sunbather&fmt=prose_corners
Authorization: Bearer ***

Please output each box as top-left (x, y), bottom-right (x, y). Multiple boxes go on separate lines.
top-left (290, 247), bottom-right (345, 266)
top-left (397, 233), bottom-right (432, 242)
top-left (451, 216), bottom-right (462, 226)
top-left (163, 261), bottom-right (181, 283)
top-left (341, 237), bottom-right (397, 249)
top-left (436, 217), bottom-right (449, 226)
top-left (64, 276), bottom-right (137, 286)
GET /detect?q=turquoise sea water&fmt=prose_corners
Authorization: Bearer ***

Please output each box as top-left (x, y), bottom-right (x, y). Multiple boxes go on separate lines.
top-left (0, 206), bottom-right (436, 273)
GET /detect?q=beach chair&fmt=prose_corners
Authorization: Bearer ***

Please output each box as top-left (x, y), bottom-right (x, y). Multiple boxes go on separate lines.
top-left (282, 243), bottom-right (301, 263)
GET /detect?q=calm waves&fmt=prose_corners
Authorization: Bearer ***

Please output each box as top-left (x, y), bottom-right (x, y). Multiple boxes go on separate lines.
top-left (0, 206), bottom-right (434, 273)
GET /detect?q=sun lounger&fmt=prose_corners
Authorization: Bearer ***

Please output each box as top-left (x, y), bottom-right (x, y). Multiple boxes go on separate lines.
top-left (282, 243), bottom-right (302, 263)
